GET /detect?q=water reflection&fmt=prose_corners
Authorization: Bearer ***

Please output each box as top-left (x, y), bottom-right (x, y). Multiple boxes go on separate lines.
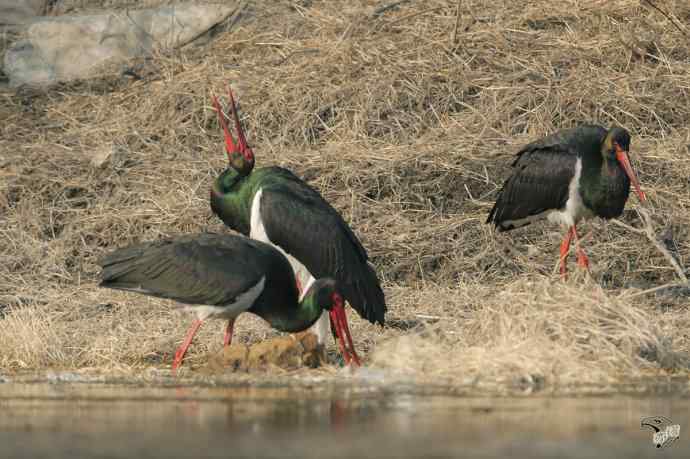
top-left (0, 382), bottom-right (688, 458)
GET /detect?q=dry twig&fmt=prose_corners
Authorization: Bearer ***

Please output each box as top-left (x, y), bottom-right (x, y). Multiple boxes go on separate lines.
top-left (612, 208), bottom-right (688, 284)
top-left (450, 0), bottom-right (462, 47)
top-left (642, 0), bottom-right (688, 37)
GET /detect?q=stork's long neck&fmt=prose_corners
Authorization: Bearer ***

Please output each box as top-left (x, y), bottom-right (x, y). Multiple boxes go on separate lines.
top-left (580, 151), bottom-right (630, 218)
top-left (259, 285), bottom-right (325, 333)
top-left (210, 170), bottom-right (259, 236)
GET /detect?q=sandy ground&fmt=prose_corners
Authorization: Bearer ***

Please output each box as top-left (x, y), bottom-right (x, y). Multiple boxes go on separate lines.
top-left (2, 0), bottom-right (690, 391)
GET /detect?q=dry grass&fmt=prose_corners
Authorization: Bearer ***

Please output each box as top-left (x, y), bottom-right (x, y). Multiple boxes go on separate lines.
top-left (2, 0), bottom-right (690, 389)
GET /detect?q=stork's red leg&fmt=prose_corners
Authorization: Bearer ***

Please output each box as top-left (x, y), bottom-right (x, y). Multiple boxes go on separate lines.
top-left (559, 226), bottom-right (574, 277)
top-left (223, 318), bottom-right (236, 347)
top-left (296, 278), bottom-right (302, 295)
top-left (172, 319), bottom-right (203, 373)
top-left (329, 313), bottom-right (338, 344)
top-left (330, 309), bottom-right (350, 364)
top-left (571, 227), bottom-right (590, 271)
top-left (329, 306), bottom-right (361, 367)
top-left (336, 307), bottom-right (361, 367)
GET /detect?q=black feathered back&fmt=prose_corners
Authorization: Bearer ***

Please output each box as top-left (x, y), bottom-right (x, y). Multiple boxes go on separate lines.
top-left (487, 125), bottom-right (609, 231)
top-left (259, 167), bottom-right (387, 325)
top-left (98, 233), bottom-right (298, 308)
top-left (486, 147), bottom-right (578, 231)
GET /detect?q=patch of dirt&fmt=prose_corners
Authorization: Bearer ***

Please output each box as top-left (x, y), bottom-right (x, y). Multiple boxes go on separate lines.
top-left (203, 332), bottom-right (326, 374)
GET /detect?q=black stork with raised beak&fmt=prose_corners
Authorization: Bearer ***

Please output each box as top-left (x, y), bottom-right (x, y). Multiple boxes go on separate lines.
top-left (97, 233), bottom-right (360, 372)
top-left (486, 124), bottom-right (646, 274)
top-left (208, 86), bottom-right (386, 344)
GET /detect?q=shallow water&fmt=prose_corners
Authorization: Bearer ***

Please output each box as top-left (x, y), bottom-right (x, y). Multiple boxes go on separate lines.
top-left (1, 378), bottom-right (688, 458)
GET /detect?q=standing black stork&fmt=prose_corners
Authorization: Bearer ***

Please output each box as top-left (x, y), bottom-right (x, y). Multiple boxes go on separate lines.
top-left (486, 124), bottom-right (646, 275)
top-left (208, 86), bottom-right (386, 345)
top-left (97, 233), bottom-right (360, 372)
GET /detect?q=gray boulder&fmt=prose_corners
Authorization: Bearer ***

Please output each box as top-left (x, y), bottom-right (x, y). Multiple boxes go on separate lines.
top-left (4, 2), bottom-right (243, 87)
top-left (0, 0), bottom-right (48, 27)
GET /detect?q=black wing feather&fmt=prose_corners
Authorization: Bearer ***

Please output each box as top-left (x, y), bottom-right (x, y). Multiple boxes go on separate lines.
top-left (487, 145), bottom-right (579, 231)
top-left (513, 124), bottom-right (606, 156)
top-left (259, 177), bottom-right (386, 325)
top-left (98, 234), bottom-right (276, 307)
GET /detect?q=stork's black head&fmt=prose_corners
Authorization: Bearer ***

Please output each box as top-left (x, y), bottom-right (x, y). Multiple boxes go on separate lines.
top-left (212, 85), bottom-right (255, 177)
top-left (310, 279), bottom-right (343, 311)
top-left (601, 127), bottom-right (631, 159)
top-left (308, 278), bottom-right (361, 366)
top-left (214, 167), bottom-right (244, 194)
top-left (602, 126), bottom-right (646, 202)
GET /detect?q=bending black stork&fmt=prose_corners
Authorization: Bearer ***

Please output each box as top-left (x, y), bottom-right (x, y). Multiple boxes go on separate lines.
top-left (208, 86), bottom-right (386, 344)
top-left (486, 124), bottom-right (646, 275)
top-left (97, 233), bottom-right (360, 372)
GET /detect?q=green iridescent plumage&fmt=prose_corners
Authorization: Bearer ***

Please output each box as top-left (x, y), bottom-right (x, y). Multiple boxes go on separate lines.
top-left (210, 164), bottom-right (387, 325)
top-left (210, 87), bottom-right (386, 327)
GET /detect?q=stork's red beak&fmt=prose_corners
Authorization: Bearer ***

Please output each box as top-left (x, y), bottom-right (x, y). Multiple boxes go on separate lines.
top-left (329, 296), bottom-right (361, 367)
top-left (615, 145), bottom-right (646, 202)
top-left (211, 86), bottom-right (254, 164)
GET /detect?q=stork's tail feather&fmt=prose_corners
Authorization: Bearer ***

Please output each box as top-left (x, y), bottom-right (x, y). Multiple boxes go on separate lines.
top-left (97, 240), bottom-right (170, 289)
top-left (98, 246), bottom-right (144, 284)
top-left (343, 262), bottom-right (386, 326)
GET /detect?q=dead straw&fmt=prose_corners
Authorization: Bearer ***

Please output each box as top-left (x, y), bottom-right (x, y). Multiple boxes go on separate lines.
top-left (1, 0), bottom-right (690, 386)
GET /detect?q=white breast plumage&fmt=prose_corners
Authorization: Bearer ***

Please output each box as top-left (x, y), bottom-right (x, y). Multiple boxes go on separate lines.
top-left (183, 276), bottom-right (265, 320)
top-left (248, 187), bottom-right (329, 342)
top-left (546, 157), bottom-right (592, 227)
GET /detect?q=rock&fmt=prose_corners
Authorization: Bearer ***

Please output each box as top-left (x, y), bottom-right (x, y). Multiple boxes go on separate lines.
top-left (4, 2), bottom-right (245, 87)
top-left (293, 330), bottom-right (327, 368)
top-left (206, 343), bottom-right (249, 373)
top-left (247, 336), bottom-right (305, 370)
top-left (0, 0), bottom-right (48, 27)
top-left (204, 332), bottom-right (326, 374)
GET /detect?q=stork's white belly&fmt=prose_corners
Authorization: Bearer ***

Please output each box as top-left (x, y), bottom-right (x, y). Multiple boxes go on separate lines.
top-left (545, 157), bottom-right (592, 227)
top-left (183, 277), bottom-right (265, 321)
top-left (500, 157), bottom-right (592, 230)
top-left (250, 189), bottom-right (329, 343)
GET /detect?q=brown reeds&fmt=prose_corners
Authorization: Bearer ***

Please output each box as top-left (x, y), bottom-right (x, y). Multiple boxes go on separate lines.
top-left (1, 0), bottom-right (689, 388)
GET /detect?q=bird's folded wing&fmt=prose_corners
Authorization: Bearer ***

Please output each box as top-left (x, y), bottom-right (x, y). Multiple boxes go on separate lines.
top-left (487, 146), bottom-right (578, 227)
top-left (98, 234), bottom-right (268, 307)
top-left (260, 185), bottom-right (386, 325)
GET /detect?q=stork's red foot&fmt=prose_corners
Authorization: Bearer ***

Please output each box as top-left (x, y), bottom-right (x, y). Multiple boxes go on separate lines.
top-left (559, 226), bottom-right (574, 278)
top-left (172, 319), bottom-right (203, 374)
top-left (571, 226), bottom-right (590, 273)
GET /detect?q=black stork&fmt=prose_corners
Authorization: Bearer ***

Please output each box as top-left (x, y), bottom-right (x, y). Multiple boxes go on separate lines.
top-left (486, 124), bottom-right (646, 275)
top-left (208, 86), bottom-right (386, 344)
top-left (97, 233), bottom-right (360, 372)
